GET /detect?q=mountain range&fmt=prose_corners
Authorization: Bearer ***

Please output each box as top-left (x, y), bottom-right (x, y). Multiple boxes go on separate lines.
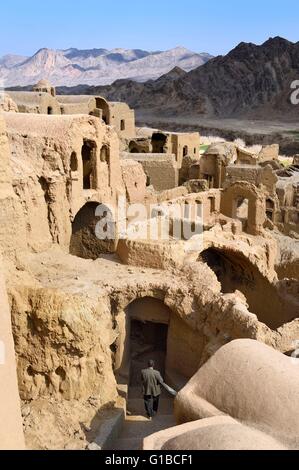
top-left (59, 37), bottom-right (298, 120)
top-left (0, 47), bottom-right (213, 86)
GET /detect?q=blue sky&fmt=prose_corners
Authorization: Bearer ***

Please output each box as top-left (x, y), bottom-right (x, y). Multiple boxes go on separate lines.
top-left (1, 0), bottom-right (298, 57)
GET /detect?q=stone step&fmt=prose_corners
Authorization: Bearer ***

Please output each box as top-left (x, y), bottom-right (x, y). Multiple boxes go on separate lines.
top-left (119, 414), bottom-right (176, 439)
top-left (110, 438), bottom-right (142, 451)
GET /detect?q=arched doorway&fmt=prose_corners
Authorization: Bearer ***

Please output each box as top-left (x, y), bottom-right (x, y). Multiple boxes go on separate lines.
top-left (114, 294), bottom-right (204, 393)
top-left (70, 202), bottom-right (117, 259)
top-left (100, 145), bottom-right (111, 187)
top-left (234, 197), bottom-right (249, 230)
top-left (95, 97), bottom-right (110, 125)
top-left (115, 297), bottom-right (171, 387)
top-left (82, 140), bottom-right (97, 190)
top-left (128, 298), bottom-right (170, 388)
top-left (151, 133), bottom-right (167, 153)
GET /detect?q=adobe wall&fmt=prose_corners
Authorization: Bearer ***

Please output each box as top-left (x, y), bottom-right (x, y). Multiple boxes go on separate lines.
top-left (121, 160), bottom-right (147, 204)
top-left (171, 133), bottom-right (201, 168)
top-left (110, 102), bottom-right (136, 139)
top-left (56, 95), bottom-right (97, 116)
top-left (122, 153), bottom-right (178, 191)
top-left (9, 92), bottom-right (61, 115)
top-left (2, 113), bottom-right (124, 256)
top-left (0, 255), bottom-right (25, 449)
top-left (221, 182), bottom-right (266, 235)
top-left (9, 284), bottom-right (118, 404)
top-left (115, 295), bottom-right (205, 382)
top-left (225, 165), bottom-right (262, 187)
top-left (259, 144), bottom-right (279, 162)
top-left (0, 116), bottom-right (27, 259)
top-left (0, 93), bottom-right (18, 113)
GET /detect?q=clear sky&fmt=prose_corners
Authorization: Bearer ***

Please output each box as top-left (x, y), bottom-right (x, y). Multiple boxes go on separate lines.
top-left (1, 0), bottom-right (298, 57)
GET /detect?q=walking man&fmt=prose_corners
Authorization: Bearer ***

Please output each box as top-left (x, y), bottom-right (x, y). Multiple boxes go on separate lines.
top-left (141, 360), bottom-right (164, 420)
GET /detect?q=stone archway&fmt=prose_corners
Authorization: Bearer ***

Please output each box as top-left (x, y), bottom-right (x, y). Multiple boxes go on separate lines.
top-left (128, 297), bottom-right (171, 388)
top-left (114, 293), bottom-right (204, 390)
top-left (221, 182), bottom-right (266, 235)
top-left (95, 97), bottom-right (110, 125)
top-left (115, 297), bottom-right (170, 385)
top-left (152, 132), bottom-right (167, 153)
top-left (199, 247), bottom-right (297, 329)
top-left (70, 201), bottom-right (117, 259)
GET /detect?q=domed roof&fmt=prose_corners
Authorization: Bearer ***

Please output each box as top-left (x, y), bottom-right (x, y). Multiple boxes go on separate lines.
top-left (35, 79), bottom-right (52, 88)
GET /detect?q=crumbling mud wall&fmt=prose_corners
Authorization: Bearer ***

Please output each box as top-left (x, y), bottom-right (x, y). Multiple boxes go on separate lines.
top-left (0, 93), bottom-right (18, 113)
top-left (9, 286), bottom-right (117, 404)
top-left (0, 256), bottom-right (25, 450)
top-left (2, 112), bottom-right (124, 255)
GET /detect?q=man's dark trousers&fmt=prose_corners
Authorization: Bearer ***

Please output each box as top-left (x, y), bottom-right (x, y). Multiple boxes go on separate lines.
top-left (144, 395), bottom-right (160, 418)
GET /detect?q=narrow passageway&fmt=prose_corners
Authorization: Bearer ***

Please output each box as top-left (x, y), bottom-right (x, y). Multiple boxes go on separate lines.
top-left (110, 314), bottom-right (176, 450)
top-left (111, 387), bottom-right (175, 450)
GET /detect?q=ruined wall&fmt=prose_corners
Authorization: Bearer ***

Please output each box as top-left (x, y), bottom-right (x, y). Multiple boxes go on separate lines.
top-left (0, 116), bottom-right (27, 259)
top-left (121, 160), bottom-right (147, 204)
top-left (259, 144), bottom-right (279, 162)
top-left (0, 93), bottom-right (18, 113)
top-left (171, 133), bottom-right (201, 168)
top-left (221, 182), bottom-right (266, 235)
top-left (10, 285), bottom-right (117, 404)
top-left (236, 147), bottom-right (258, 165)
top-left (122, 153), bottom-right (178, 191)
top-left (110, 102), bottom-right (135, 139)
top-left (9, 92), bottom-right (61, 115)
top-left (199, 154), bottom-right (225, 188)
top-left (0, 256), bottom-right (25, 449)
top-left (127, 137), bottom-right (152, 154)
top-left (225, 165), bottom-right (262, 188)
top-left (56, 95), bottom-right (96, 116)
top-left (2, 113), bottom-right (124, 256)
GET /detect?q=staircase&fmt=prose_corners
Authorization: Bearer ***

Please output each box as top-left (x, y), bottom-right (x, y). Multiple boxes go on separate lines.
top-left (108, 387), bottom-right (176, 451)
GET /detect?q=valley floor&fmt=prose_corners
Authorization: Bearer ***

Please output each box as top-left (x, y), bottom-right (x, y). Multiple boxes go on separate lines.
top-left (136, 113), bottom-right (299, 155)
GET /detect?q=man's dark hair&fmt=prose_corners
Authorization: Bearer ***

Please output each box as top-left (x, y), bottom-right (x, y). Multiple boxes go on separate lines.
top-left (148, 360), bottom-right (155, 368)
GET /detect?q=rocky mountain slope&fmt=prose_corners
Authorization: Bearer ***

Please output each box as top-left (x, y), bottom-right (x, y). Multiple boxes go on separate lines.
top-left (0, 47), bottom-right (212, 86)
top-left (57, 37), bottom-right (299, 120)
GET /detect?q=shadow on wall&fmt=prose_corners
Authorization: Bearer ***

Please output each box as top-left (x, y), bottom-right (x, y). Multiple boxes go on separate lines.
top-left (199, 247), bottom-right (298, 330)
top-left (70, 202), bottom-right (117, 259)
